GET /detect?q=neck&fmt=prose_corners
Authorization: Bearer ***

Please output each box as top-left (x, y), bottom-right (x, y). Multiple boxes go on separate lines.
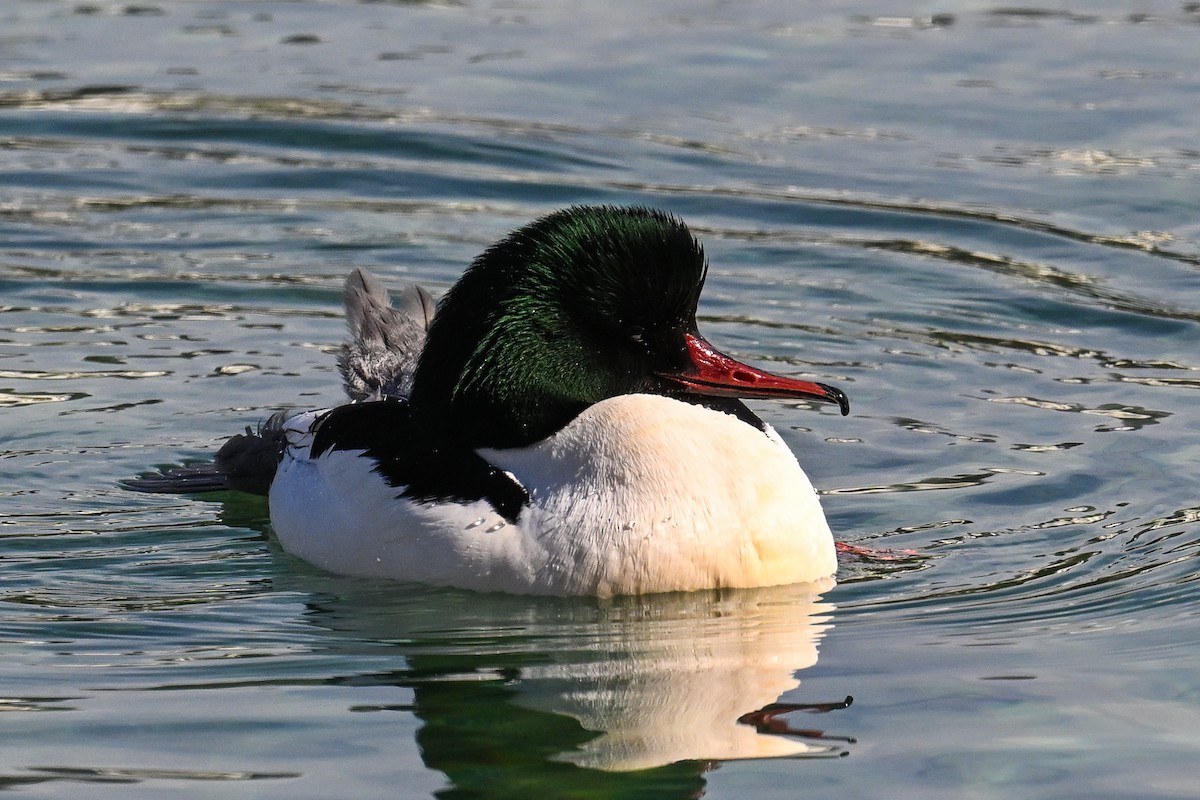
top-left (407, 297), bottom-right (605, 448)
top-left (409, 379), bottom-right (591, 450)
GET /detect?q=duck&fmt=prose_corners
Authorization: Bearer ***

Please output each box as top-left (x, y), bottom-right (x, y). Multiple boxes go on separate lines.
top-left (126, 205), bottom-right (850, 596)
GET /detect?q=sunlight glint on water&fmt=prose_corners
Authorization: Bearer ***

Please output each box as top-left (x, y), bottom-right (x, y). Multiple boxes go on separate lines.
top-left (2, 1), bottom-right (1199, 798)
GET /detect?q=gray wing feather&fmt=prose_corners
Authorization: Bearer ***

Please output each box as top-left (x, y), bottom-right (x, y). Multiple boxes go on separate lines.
top-left (337, 268), bottom-right (435, 401)
top-left (125, 269), bottom-right (433, 496)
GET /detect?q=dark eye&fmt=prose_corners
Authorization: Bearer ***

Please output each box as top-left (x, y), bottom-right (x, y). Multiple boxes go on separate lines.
top-left (627, 325), bottom-right (645, 345)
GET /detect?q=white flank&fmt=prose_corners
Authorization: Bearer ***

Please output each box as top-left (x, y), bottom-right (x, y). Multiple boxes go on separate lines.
top-left (269, 395), bottom-right (837, 596)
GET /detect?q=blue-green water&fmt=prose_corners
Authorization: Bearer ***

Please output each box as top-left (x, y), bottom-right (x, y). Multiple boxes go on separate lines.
top-left (3, 1), bottom-right (1199, 797)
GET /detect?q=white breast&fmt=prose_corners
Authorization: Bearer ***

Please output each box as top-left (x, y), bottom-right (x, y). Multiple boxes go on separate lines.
top-left (268, 395), bottom-right (837, 596)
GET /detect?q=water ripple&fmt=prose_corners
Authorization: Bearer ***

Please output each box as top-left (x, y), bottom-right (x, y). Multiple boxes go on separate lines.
top-left (3, 1), bottom-right (1200, 794)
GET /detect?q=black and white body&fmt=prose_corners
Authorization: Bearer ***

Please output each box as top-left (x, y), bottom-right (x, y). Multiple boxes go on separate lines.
top-left (127, 206), bottom-right (849, 596)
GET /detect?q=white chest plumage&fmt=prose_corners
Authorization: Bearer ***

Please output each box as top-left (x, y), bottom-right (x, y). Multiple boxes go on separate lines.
top-left (269, 394), bottom-right (836, 596)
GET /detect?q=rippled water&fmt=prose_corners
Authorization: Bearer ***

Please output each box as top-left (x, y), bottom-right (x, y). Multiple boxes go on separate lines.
top-left (3, 1), bottom-right (1199, 797)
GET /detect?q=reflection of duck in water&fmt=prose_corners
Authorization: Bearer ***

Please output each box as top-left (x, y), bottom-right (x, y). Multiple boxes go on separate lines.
top-left (514, 587), bottom-right (849, 770)
top-left (127, 206), bottom-right (849, 596)
top-left (298, 580), bottom-right (852, 796)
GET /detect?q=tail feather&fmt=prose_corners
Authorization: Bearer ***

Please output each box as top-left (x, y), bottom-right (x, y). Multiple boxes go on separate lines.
top-left (122, 412), bottom-right (289, 497)
top-left (126, 267), bottom-right (427, 497)
top-left (121, 462), bottom-right (230, 494)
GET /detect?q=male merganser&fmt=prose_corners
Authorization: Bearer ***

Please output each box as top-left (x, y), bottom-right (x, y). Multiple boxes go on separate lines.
top-left (126, 206), bottom-right (849, 596)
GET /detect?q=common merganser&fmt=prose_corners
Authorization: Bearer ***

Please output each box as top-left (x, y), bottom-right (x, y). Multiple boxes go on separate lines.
top-left (126, 206), bottom-right (849, 596)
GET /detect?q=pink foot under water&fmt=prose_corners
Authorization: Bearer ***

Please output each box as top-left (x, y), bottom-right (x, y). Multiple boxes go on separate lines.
top-left (835, 541), bottom-right (921, 561)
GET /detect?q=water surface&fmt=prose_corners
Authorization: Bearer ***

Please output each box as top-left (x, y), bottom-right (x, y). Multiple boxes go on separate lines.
top-left (2, 1), bottom-right (1198, 798)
